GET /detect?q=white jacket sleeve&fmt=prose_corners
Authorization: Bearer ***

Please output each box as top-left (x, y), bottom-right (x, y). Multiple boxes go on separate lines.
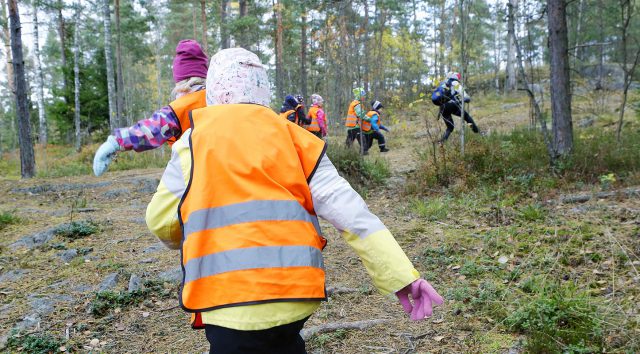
top-left (309, 155), bottom-right (419, 295)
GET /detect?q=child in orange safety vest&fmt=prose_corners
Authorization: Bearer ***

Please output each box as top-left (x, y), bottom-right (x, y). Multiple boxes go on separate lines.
top-left (93, 39), bottom-right (208, 176)
top-left (145, 48), bottom-right (443, 354)
top-left (279, 95), bottom-right (310, 126)
top-left (305, 94), bottom-right (327, 138)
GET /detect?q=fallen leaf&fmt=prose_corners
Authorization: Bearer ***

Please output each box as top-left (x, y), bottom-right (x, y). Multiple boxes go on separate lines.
top-left (498, 256), bottom-right (509, 264)
top-left (142, 311), bottom-right (150, 318)
top-left (432, 318), bottom-right (444, 324)
top-left (433, 335), bottom-right (445, 342)
top-left (451, 265), bottom-right (461, 271)
top-left (59, 346), bottom-right (66, 352)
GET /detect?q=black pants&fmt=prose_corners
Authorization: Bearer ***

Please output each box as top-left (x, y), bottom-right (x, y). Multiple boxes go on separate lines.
top-left (345, 127), bottom-right (361, 147)
top-left (310, 131), bottom-right (322, 139)
top-left (205, 317), bottom-right (309, 354)
top-left (364, 131), bottom-right (386, 152)
top-left (440, 101), bottom-right (479, 141)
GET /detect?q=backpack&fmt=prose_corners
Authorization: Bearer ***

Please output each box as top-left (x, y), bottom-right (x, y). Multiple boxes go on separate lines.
top-left (431, 84), bottom-right (448, 106)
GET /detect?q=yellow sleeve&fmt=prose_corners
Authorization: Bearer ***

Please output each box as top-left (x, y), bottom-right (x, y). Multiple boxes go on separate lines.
top-left (146, 130), bottom-right (192, 250)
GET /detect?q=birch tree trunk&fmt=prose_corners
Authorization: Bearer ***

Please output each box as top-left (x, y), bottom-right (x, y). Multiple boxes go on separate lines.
top-left (459, 0), bottom-right (465, 155)
top-left (56, 0), bottom-right (69, 99)
top-left (115, 0), bottom-right (125, 126)
top-left (300, 7), bottom-right (308, 99)
top-left (547, 0), bottom-right (573, 158)
top-left (73, 2), bottom-right (81, 152)
top-left (8, 0), bottom-right (35, 178)
top-left (200, 0), bottom-right (207, 54)
top-left (33, 2), bottom-right (47, 146)
top-left (505, 0), bottom-right (517, 92)
top-left (274, 0), bottom-right (284, 101)
top-left (103, 0), bottom-right (117, 131)
top-left (220, 0), bottom-right (229, 49)
top-left (615, 0), bottom-right (640, 142)
top-left (1, 0), bottom-right (14, 96)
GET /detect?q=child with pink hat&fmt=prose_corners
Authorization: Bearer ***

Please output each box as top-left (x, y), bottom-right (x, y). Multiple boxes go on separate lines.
top-left (93, 39), bottom-right (209, 176)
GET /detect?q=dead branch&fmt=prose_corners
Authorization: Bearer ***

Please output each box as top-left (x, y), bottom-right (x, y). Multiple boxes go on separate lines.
top-left (553, 187), bottom-right (640, 204)
top-left (301, 319), bottom-right (391, 340)
top-left (326, 286), bottom-right (364, 296)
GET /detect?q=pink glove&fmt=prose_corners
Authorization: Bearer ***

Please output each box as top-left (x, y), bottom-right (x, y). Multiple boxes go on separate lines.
top-left (396, 279), bottom-right (444, 321)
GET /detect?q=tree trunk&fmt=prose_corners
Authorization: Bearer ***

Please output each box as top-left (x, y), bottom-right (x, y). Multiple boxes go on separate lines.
top-left (459, 0), bottom-right (466, 155)
top-left (115, 0), bottom-right (125, 126)
top-left (73, 2), bottom-right (81, 152)
top-left (192, 4), bottom-right (197, 40)
top-left (300, 8), bottom-right (308, 99)
top-left (572, 0), bottom-right (584, 60)
top-left (33, 2), bottom-right (47, 146)
top-left (505, 0), bottom-right (517, 92)
top-left (438, 0), bottom-right (445, 77)
top-left (615, 0), bottom-right (640, 142)
top-left (274, 0), bottom-right (284, 101)
top-left (8, 0), bottom-right (35, 178)
top-left (220, 0), bottom-right (229, 49)
top-left (493, 4), bottom-right (501, 92)
top-left (1, 0), bottom-right (14, 96)
top-left (200, 0), bottom-right (207, 54)
top-left (237, 0), bottom-right (248, 49)
top-left (363, 0), bottom-right (370, 93)
top-left (103, 0), bottom-right (117, 131)
top-left (547, 0), bottom-right (573, 158)
top-left (56, 0), bottom-right (69, 99)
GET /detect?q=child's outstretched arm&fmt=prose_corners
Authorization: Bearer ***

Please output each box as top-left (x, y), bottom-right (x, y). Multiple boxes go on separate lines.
top-left (93, 107), bottom-right (181, 176)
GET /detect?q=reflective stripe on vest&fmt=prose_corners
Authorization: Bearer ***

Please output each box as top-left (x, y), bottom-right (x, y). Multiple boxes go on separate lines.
top-left (306, 106), bottom-right (321, 132)
top-left (167, 90), bottom-right (207, 146)
top-left (345, 100), bottom-right (360, 127)
top-left (179, 104), bottom-right (327, 312)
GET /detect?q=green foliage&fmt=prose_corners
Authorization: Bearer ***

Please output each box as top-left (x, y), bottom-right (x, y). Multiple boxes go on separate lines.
top-left (326, 144), bottom-right (390, 192)
top-left (505, 284), bottom-right (604, 353)
top-left (55, 221), bottom-right (99, 240)
top-left (410, 197), bottom-right (448, 221)
top-left (516, 204), bottom-right (547, 222)
top-left (6, 332), bottom-right (65, 354)
top-left (90, 280), bottom-right (173, 317)
top-left (0, 210), bottom-right (20, 230)
top-left (310, 329), bottom-right (348, 347)
top-left (408, 128), bottom-right (640, 196)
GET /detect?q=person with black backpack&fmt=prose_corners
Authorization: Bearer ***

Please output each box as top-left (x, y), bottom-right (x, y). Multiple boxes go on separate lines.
top-left (431, 72), bottom-right (480, 142)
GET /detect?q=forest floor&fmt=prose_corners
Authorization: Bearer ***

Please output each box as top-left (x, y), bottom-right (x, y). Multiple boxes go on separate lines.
top-left (1, 93), bottom-right (639, 353)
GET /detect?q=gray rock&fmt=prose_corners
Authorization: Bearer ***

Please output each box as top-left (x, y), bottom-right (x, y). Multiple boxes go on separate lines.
top-left (129, 217), bottom-right (146, 225)
top-left (0, 269), bottom-right (29, 283)
top-left (143, 243), bottom-right (164, 254)
top-left (98, 272), bottom-right (120, 292)
top-left (27, 294), bottom-right (73, 317)
top-left (58, 249), bottom-right (78, 263)
top-left (158, 267), bottom-right (182, 283)
top-left (9, 226), bottom-right (62, 250)
top-left (578, 117), bottom-right (595, 128)
top-left (501, 103), bottom-right (524, 110)
top-left (128, 274), bottom-right (142, 293)
top-left (139, 258), bottom-right (157, 264)
top-left (14, 314), bottom-right (40, 332)
top-left (131, 177), bottom-right (160, 194)
top-left (11, 182), bottom-right (112, 194)
top-left (103, 188), bottom-right (130, 199)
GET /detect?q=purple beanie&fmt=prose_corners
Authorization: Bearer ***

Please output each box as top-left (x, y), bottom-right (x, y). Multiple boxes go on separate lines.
top-left (172, 40), bottom-right (209, 83)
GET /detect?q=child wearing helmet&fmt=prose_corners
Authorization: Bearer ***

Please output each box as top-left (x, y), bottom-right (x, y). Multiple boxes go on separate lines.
top-left (432, 72), bottom-right (479, 142)
top-left (279, 94), bottom-right (310, 126)
top-left (93, 40), bottom-right (209, 176)
top-left (362, 100), bottom-right (390, 154)
top-left (306, 94), bottom-right (327, 138)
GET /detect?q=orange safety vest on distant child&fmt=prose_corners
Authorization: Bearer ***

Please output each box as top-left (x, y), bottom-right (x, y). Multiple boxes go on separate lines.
top-left (345, 100), bottom-right (361, 128)
top-left (167, 90), bottom-right (207, 146)
top-left (306, 106), bottom-right (321, 132)
top-left (179, 104), bottom-right (327, 325)
top-left (280, 104), bottom-right (303, 125)
top-left (361, 111), bottom-right (378, 132)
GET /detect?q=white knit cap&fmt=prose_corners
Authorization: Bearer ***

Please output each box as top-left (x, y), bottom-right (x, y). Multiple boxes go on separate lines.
top-left (205, 48), bottom-right (271, 107)
top-left (311, 94), bottom-right (323, 105)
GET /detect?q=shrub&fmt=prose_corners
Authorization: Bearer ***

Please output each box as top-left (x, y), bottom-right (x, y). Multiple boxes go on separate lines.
top-left (90, 280), bottom-right (173, 317)
top-left (326, 144), bottom-right (390, 192)
top-left (0, 210), bottom-right (20, 230)
top-left (505, 283), bottom-right (604, 353)
top-left (55, 221), bottom-right (99, 240)
top-left (410, 197), bottom-right (448, 221)
top-left (6, 332), bottom-right (65, 354)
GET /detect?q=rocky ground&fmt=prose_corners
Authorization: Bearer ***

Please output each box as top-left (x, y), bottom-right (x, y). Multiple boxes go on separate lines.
top-left (1, 98), bottom-right (639, 353)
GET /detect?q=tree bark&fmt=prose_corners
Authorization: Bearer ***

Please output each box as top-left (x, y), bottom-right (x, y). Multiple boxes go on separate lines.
top-left (547, 0), bottom-right (573, 158)
top-left (615, 0), bottom-right (640, 142)
top-left (103, 0), bottom-right (117, 131)
top-left (8, 0), bottom-right (35, 178)
top-left (33, 1), bottom-right (47, 146)
top-left (1, 0), bottom-right (14, 96)
top-left (220, 0), bottom-right (229, 49)
top-left (274, 0), bottom-right (284, 101)
top-left (505, 0), bottom-right (517, 92)
top-left (237, 0), bottom-right (249, 49)
top-left (115, 0), bottom-right (125, 126)
top-left (459, 0), bottom-right (466, 155)
top-left (56, 0), bottom-right (69, 99)
top-left (73, 2), bottom-right (81, 152)
top-left (493, 3), bottom-right (501, 92)
top-left (300, 7), bottom-right (308, 99)
top-left (200, 0), bottom-right (207, 54)
top-left (363, 0), bottom-right (370, 93)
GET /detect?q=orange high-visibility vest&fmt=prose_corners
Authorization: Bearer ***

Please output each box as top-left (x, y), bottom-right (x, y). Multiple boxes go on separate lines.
top-left (361, 111), bottom-right (378, 132)
top-left (306, 106), bottom-right (321, 132)
top-left (345, 100), bottom-right (360, 127)
top-left (280, 104), bottom-right (303, 125)
top-left (167, 90), bottom-right (207, 146)
top-left (179, 104), bottom-right (327, 318)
